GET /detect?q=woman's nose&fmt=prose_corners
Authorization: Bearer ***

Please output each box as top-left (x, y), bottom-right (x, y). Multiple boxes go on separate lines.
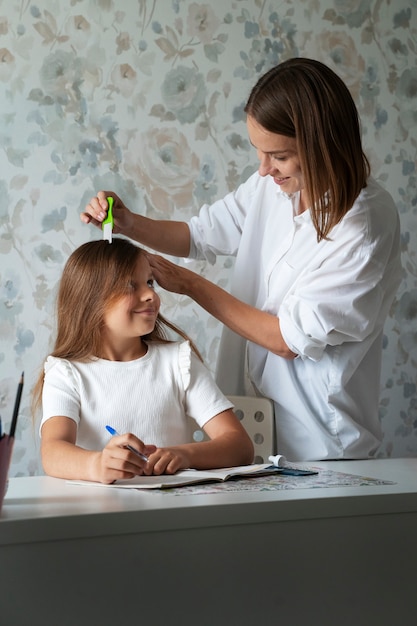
top-left (258, 152), bottom-right (273, 177)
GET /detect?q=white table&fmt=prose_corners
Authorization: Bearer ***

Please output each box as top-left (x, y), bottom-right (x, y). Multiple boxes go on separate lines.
top-left (1, 459), bottom-right (416, 626)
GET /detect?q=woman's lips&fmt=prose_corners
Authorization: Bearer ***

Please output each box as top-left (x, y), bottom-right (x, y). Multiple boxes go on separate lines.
top-left (273, 176), bottom-right (290, 185)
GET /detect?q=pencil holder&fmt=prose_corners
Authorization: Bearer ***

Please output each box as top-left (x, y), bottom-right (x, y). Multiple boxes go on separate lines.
top-left (0, 435), bottom-right (14, 513)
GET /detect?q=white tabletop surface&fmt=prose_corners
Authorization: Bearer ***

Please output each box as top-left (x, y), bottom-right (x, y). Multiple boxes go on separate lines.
top-left (1, 458), bottom-right (417, 626)
top-left (1, 458), bottom-right (416, 545)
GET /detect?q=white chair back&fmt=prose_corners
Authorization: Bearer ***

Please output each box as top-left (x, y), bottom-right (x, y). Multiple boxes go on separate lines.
top-left (228, 395), bottom-right (275, 463)
top-left (189, 395), bottom-right (275, 464)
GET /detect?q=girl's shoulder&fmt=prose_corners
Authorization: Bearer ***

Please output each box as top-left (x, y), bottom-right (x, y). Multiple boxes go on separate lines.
top-left (150, 340), bottom-right (196, 390)
top-left (44, 355), bottom-right (70, 373)
top-left (43, 356), bottom-right (79, 388)
top-left (150, 340), bottom-right (192, 363)
top-left (44, 355), bottom-right (98, 377)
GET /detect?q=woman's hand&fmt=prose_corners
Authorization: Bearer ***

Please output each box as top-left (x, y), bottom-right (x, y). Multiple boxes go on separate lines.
top-left (81, 192), bottom-right (191, 258)
top-left (148, 252), bottom-right (296, 359)
top-left (146, 253), bottom-right (195, 295)
top-left (80, 191), bottom-right (135, 236)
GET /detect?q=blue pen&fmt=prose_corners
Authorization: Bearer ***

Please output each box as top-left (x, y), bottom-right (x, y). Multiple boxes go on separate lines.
top-left (105, 425), bottom-right (149, 462)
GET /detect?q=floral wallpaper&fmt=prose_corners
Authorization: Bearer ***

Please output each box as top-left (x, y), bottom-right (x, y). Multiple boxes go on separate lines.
top-left (0, 0), bottom-right (416, 477)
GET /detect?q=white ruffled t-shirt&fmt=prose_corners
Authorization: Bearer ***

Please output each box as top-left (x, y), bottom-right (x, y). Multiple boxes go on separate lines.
top-left (40, 341), bottom-right (233, 450)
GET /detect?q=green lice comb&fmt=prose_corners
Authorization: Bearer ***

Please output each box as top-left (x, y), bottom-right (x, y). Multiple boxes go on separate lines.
top-left (102, 196), bottom-right (114, 243)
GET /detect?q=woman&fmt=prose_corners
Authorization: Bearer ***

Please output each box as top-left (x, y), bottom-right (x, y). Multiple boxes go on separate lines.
top-left (81, 58), bottom-right (402, 462)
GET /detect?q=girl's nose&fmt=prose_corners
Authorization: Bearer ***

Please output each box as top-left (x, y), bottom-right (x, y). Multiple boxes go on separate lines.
top-left (141, 285), bottom-right (156, 301)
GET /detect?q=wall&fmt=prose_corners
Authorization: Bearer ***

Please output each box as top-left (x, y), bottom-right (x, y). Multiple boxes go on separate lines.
top-left (0, 0), bottom-right (416, 476)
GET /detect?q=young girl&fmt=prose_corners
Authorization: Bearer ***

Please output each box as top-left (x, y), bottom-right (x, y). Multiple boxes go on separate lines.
top-left (33, 238), bottom-right (253, 483)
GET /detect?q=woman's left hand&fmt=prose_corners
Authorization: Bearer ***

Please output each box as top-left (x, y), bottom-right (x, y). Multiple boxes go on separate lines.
top-left (146, 253), bottom-right (195, 295)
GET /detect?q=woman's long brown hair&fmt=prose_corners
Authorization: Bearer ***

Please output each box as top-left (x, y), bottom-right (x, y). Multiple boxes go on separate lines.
top-left (245, 57), bottom-right (370, 241)
top-left (32, 238), bottom-right (202, 416)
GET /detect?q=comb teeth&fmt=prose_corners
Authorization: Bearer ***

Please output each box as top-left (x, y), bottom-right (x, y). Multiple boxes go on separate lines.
top-left (102, 196), bottom-right (114, 243)
top-left (103, 222), bottom-right (112, 243)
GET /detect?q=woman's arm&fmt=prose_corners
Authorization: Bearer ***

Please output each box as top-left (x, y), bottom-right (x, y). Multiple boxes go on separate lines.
top-left (41, 416), bottom-right (153, 483)
top-left (142, 409), bottom-right (254, 475)
top-left (147, 253), bottom-right (297, 359)
top-left (81, 191), bottom-right (191, 257)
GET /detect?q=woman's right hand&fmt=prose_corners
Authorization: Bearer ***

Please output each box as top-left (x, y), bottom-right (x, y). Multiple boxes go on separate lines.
top-left (81, 189), bottom-right (191, 259)
top-left (81, 190), bottom-right (134, 236)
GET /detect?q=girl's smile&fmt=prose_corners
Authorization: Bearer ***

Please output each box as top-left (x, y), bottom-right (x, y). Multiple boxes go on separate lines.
top-left (101, 255), bottom-right (160, 360)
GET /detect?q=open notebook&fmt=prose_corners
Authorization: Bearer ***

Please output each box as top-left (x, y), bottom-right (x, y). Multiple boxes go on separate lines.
top-left (69, 463), bottom-right (318, 490)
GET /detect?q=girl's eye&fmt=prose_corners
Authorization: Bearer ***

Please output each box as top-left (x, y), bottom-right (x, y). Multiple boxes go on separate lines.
top-left (147, 279), bottom-right (155, 288)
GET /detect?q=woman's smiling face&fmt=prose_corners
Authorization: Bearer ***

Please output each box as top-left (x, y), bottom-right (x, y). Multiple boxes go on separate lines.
top-left (247, 114), bottom-right (305, 199)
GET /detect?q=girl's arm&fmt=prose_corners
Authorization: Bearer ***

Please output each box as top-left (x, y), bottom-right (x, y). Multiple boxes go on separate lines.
top-left (142, 409), bottom-right (254, 476)
top-left (41, 416), bottom-right (154, 483)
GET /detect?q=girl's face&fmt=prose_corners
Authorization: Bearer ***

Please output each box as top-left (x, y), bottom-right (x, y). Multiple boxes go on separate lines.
top-left (247, 115), bottom-right (306, 201)
top-left (102, 254), bottom-right (160, 359)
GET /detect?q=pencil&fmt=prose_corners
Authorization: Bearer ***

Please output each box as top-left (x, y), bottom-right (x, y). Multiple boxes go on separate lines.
top-left (9, 372), bottom-right (24, 438)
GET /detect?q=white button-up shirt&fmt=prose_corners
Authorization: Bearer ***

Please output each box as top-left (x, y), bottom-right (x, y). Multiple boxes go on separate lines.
top-left (188, 173), bottom-right (402, 461)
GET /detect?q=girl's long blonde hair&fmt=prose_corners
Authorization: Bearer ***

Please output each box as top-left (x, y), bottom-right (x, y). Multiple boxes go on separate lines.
top-left (32, 238), bottom-right (202, 416)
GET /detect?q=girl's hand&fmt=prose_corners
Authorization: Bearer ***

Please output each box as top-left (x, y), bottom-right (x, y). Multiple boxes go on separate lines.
top-left (96, 433), bottom-right (156, 484)
top-left (142, 448), bottom-right (190, 476)
top-left (80, 191), bottom-right (134, 236)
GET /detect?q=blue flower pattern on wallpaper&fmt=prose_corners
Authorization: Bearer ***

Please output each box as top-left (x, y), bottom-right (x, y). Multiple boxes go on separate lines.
top-left (0, 0), bottom-right (416, 475)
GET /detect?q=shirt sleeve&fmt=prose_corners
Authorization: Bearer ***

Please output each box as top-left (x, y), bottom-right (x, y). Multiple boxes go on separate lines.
top-left (178, 342), bottom-right (234, 427)
top-left (279, 230), bottom-right (400, 361)
top-left (40, 357), bottom-right (81, 434)
top-left (188, 172), bottom-right (258, 263)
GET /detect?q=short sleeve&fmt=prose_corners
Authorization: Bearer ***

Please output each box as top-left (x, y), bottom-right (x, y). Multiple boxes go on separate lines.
top-left (178, 341), bottom-right (192, 391)
top-left (178, 343), bottom-right (234, 428)
top-left (40, 356), bottom-right (81, 434)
